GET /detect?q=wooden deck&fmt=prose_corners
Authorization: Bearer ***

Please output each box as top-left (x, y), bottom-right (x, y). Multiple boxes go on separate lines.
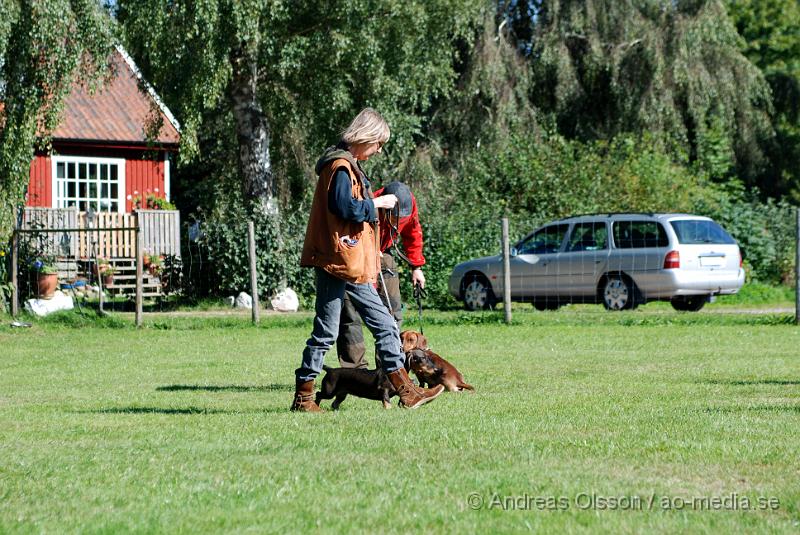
top-left (18, 207), bottom-right (181, 300)
top-left (21, 207), bottom-right (181, 259)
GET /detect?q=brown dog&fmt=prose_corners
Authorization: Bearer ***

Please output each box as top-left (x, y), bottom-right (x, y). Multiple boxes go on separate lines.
top-left (400, 330), bottom-right (474, 392)
top-left (400, 330), bottom-right (429, 353)
top-left (315, 366), bottom-right (397, 409)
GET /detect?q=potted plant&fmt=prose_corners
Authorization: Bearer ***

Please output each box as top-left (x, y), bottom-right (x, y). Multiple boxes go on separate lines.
top-left (98, 263), bottom-right (116, 287)
top-left (32, 257), bottom-right (58, 299)
top-left (148, 254), bottom-right (164, 276)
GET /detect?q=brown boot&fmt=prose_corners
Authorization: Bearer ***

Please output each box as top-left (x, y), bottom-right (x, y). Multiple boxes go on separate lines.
top-left (387, 368), bottom-right (444, 409)
top-left (291, 379), bottom-right (323, 412)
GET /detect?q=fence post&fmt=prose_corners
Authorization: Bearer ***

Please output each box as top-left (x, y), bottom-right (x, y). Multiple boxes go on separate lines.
top-left (796, 208), bottom-right (799, 326)
top-left (248, 221), bottom-right (260, 325)
top-left (11, 229), bottom-right (19, 317)
top-left (94, 216), bottom-right (105, 315)
top-left (502, 217), bottom-right (512, 324)
top-left (135, 221), bottom-right (143, 328)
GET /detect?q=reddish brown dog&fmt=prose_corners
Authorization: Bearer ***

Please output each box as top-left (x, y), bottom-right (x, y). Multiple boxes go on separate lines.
top-left (400, 330), bottom-right (474, 393)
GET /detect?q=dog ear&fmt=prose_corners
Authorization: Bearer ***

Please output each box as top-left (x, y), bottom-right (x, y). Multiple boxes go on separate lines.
top-left (400, 331), bottom-right (418, 352)
top-left (418, 333), bottom-right (429, 350)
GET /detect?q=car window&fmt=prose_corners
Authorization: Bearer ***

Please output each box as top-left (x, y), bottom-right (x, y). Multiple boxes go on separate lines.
top-left (566, 222), bottom-right (608, 252)
top-left (613, 220), bottom-right (669, 249)
top-left (517, 224), bottom-right (569, 254)
top-left (670, 220), bottom-right (736, 245)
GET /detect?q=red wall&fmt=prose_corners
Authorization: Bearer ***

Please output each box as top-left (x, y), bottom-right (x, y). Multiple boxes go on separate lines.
top-left (26, 145), bottom-right (168, 213)
top-left (28, 155), bottom-right (52, 208)
top-left (126, 159), bottom-right (166, 212)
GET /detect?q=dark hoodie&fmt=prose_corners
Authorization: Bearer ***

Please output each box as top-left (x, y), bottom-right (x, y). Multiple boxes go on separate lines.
top-left (316, 143), bottom-right (376, 223)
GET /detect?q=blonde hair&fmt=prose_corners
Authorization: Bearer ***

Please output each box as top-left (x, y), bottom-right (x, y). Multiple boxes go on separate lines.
top-left (341, 108), bottom-right (390, 145)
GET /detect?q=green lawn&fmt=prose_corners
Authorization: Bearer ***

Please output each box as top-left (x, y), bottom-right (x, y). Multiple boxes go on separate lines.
top-left (1, 308), bottom-right (799, 533)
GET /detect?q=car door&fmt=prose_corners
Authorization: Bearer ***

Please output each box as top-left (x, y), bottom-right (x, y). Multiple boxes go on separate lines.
top-left (510, 224), bottom-right (569, 297)
top-left (608, 219), bottom-right (670, 288)
top-left (554, 221), bottom-right (610, 297)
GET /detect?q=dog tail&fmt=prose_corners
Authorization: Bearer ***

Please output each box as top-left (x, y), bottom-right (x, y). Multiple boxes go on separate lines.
top-left (458, 381), bottom-right (475, 391)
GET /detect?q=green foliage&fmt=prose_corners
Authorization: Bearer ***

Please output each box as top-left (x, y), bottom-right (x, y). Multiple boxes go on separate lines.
top-left (160, 254), bottom-right (183, 296)
top-left (725, 0), bottom-right (800, 200)
top-left (414, 131), bottom-right (709, 305)
top-left (417, 129), bottom-right (796, 305)
top-left (718, 281), bottom-right (796, 305)
top-left (694, 182), bottom-right (797, 283)
top-left (117, 0), bottom-right (486, 203)
top-left (529, 0), bottom-right (774, 185)
top-left (0, 243), bottom-right (11, 312)
top-left (0, 0), bottom-right (114, 242)
top-left (114, 0), bottom-right (798, 309)
top-left (191, 185), bottom-right (313, 301)
top-left (132, 192), bottom-right (176, 211)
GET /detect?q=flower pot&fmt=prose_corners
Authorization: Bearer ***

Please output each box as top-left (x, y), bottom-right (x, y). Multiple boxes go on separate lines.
top-left (37, 273), bottom-right (58, 299)
top-left (102, 274), bottom-right (114, 287)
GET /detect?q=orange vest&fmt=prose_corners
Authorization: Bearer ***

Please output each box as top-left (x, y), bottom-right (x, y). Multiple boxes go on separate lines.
top-left (300, 158), bottom-right (379, 283)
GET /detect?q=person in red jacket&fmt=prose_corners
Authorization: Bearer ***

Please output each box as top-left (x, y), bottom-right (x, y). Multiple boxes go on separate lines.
top-left (336, 180), bottom-right (426, 369)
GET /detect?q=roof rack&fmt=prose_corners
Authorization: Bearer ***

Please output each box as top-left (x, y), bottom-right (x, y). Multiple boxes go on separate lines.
top-left (556, 212), bottom-right (657, 221)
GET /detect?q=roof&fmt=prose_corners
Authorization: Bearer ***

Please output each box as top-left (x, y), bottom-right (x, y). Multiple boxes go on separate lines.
top-left (51, 46), bottom-right (180, 146)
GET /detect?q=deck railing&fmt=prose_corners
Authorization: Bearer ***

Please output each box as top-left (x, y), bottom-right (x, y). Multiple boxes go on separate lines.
top-left (21, 207), bottom-right (181, 259)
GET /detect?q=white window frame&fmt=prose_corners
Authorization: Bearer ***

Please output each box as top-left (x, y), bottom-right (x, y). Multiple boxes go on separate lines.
top-left (51, 155), bottom-right (127, 213)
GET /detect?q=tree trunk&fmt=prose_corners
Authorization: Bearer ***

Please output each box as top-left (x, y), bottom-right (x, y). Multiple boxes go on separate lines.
top-left (230, 44), bottom-right (275, 214)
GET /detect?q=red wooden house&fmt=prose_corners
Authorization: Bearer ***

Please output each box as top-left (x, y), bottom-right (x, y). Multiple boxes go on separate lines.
top-left (15, 47), bottom-right (183, 304)
top-left (27, 46), bottom-right (180, 214)
top-left (21, 47), bottom-right (182, 267)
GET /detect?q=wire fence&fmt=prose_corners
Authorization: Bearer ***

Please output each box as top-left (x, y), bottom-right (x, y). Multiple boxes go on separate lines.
top-left (6, 208), bottom-right (799, 325)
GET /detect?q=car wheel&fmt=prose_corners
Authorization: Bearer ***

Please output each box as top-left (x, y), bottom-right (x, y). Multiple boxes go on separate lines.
top-left (671, 296), bottom-right (707, 312)
top-left (602, 275), bottom-right (635, 311)
top-left (461, 276), bottom-right (495, 311)
top-left (533, 300), bottom-right (560, 311)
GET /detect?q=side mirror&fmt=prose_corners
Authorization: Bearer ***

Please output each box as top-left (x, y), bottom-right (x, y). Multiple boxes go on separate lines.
top-left (510, 246), bottom-right (519, 257)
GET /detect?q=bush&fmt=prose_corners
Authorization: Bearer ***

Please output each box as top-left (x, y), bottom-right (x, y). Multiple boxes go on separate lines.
top-left (694, 183), bottom-right (796, 284)
top-left (413, 132), bottom-right (798, 306)
top-left (183, 184), bottom-right (315, 305)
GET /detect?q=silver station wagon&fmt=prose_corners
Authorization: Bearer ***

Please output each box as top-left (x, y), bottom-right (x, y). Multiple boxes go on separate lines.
top-left (449, 213), bottom-right (745, 312)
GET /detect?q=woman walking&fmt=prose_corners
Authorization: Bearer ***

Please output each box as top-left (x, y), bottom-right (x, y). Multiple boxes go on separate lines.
top-left (292, 108), bottom-right (444, 412)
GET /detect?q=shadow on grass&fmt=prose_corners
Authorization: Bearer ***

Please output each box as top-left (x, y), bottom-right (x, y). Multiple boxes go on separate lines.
top-left (84, 407), bottom-right (229, 415)
top-left (705, 405), bottom-right (800, 414)
top-left (700, 379), bottom-right (800, 386)
top-left (156, 384), bottom-right (294, 392)
top-left (79, 406), bottom-right (324, 415)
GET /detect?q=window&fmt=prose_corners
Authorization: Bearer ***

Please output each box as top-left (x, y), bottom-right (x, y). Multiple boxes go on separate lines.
top-left (516, 224), bottom-right (569, 255)
top-left (567, 222), bottom-right (608, 251)
top-left (613, 220), bottom-right (669, 249)
top-left (53, 156), bottom-right (125, 212)
top-left (670, 220), bottom-right (736, 245)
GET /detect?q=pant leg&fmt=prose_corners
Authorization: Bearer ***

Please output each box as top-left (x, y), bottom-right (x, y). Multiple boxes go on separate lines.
top-left (336, 292), bottom-right (369, 369)
top-left (378, 254), bottom-right (403, 329)
top-left (296, 268), bottom-right (346, 382)
top-left (345, 281), bottom-right (405, 373)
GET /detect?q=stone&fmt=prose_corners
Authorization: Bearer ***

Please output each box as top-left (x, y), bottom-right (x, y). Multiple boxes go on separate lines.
top-left (270, 287), bottom-right (299, 312)
top-left (235, 292), bottom-right (252, 309)
top-left (25, 291), bottom-right (75, 317)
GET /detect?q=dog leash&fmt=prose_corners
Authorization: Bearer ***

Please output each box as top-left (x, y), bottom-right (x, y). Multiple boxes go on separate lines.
top-left (413, 282), bottom-right (426, 335)
top-left (385, 202), bottom-right (428, 334)
top-left (374, 219), bottom-right (396, 321)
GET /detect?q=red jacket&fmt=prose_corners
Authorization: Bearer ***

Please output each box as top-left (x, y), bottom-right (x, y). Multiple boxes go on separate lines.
top-left (374, 186), bottom-right (425, 268)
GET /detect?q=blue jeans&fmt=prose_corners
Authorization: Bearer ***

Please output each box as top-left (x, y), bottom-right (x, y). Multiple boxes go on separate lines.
top-left (296, 268), bottom-right (404, 382)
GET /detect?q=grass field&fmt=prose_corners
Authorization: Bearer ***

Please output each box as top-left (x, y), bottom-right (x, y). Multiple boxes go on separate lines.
top-left (1, 305), bottom-right (799, 533)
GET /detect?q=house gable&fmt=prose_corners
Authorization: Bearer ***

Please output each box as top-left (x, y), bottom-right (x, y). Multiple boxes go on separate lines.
top-left (27, 47), bottom-right (181, 213)
top-left (51, 46), bottom-right (180, 146)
